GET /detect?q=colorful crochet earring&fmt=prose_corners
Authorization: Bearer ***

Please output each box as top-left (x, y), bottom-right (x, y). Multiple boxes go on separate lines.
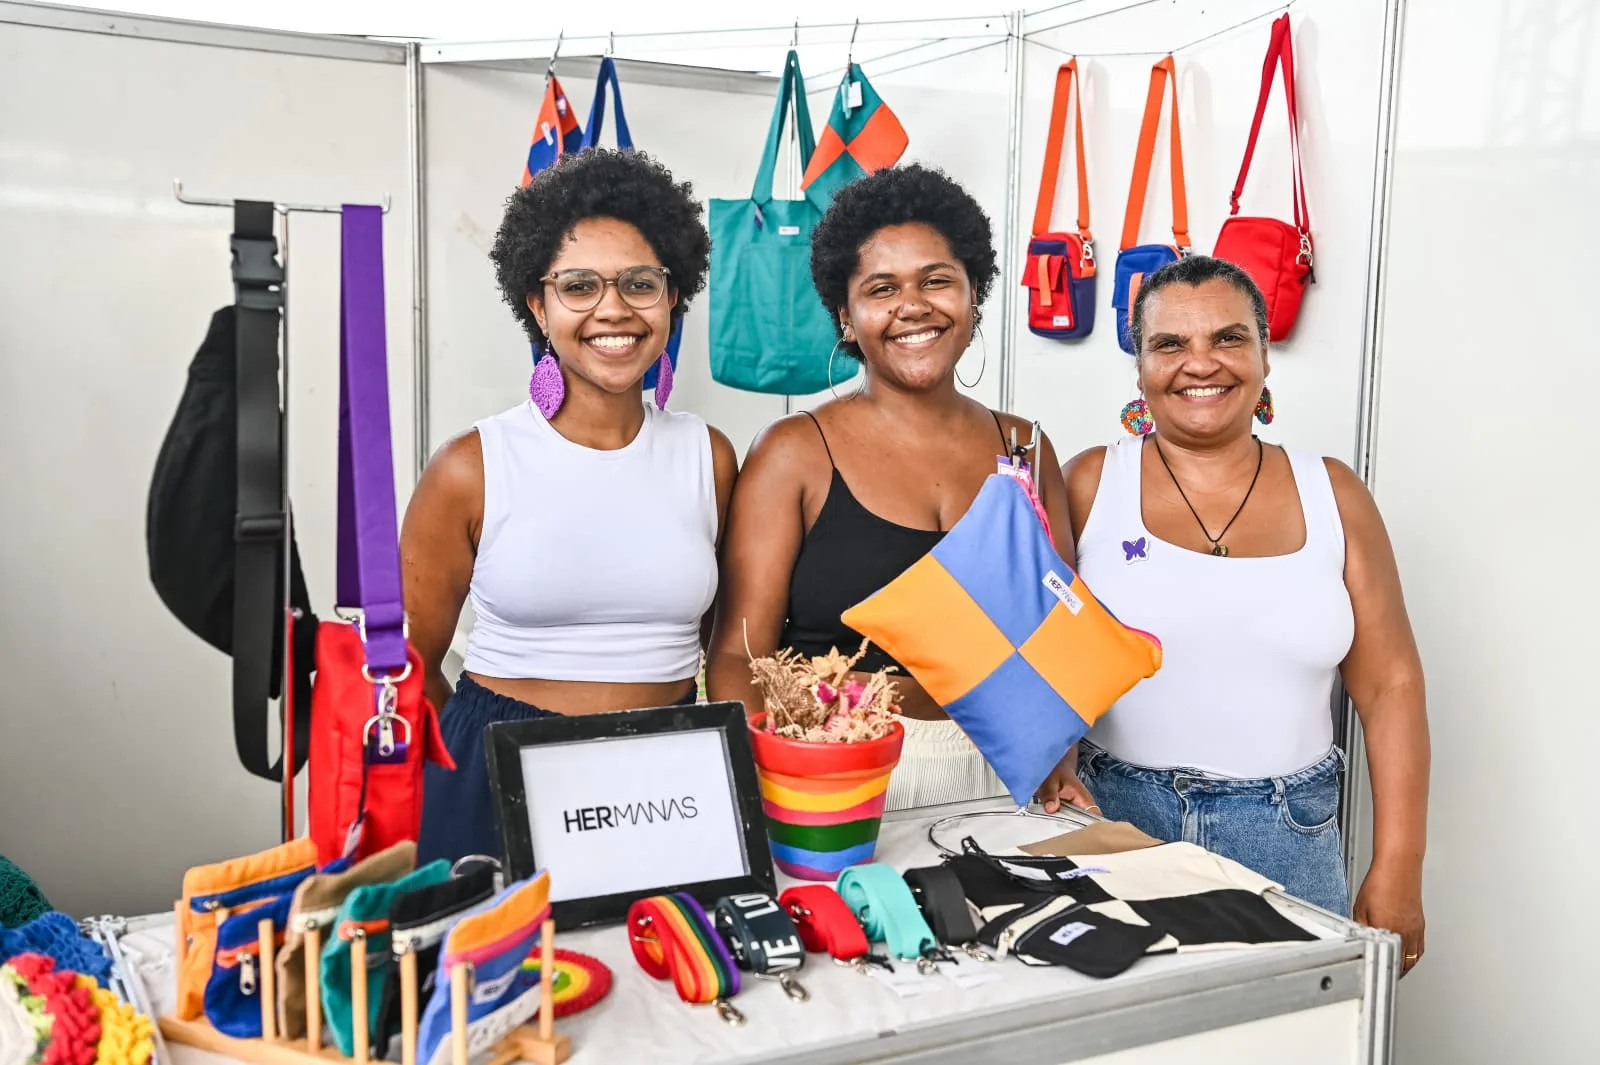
top-left (653, 352), bottom-right (673, 409)
top-left (530, 345), bottom-right (564, 419)
top-left (1120, 396), bottom-right (1154, 436)
top-left (1254, 385), bottom-right (1275, 425)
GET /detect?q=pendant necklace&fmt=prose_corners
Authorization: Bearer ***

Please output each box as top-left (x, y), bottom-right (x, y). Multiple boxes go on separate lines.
top-left (1152, 436), bottom-right (1264, 557)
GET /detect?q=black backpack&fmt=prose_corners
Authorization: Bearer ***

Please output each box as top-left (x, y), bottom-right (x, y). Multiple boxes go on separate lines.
top-left (145, 203), bottom-right (315, 783)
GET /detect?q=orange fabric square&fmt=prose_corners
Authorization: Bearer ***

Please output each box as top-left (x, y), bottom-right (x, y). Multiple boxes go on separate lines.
top-left (1018, 582), bottom-right (1164, 727)
top-left (847, 107), bottom-right (910, 172)
top-left (840, 555), bottom-right (1014, 705)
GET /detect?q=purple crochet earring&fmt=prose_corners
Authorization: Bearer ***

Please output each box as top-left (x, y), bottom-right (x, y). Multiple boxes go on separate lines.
top-left (1120, 395), bottom-right (1154, 436)
top-left (1254, 385), bottom-right (1275, 425)
top-left (529, 345), bottom-right (564, 419)
top-left (653, 352), bottom-right (674, 409)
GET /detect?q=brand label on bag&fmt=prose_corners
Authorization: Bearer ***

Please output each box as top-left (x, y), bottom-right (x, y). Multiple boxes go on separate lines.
top-left (1052, 316), bottom-right (1072, 327)
top-left (1042, 571), bottom-right (1084, 615)
top-left (1048, 921), bottom-right (1096, 948)
top-left (778, 226), bottom-right (801, 236)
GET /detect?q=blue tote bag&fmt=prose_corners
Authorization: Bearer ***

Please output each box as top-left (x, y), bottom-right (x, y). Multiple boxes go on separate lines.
top-left (709, 50), bottom-right (855, 396)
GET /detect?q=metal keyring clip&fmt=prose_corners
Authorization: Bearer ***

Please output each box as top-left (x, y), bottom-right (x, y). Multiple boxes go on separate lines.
top-left (451, 854), bottom-right (502, 878)
top-left (962, 942), bottom-right (995, 963)
top-left (362, 711), bottom-right (413, 758)
top-left (714, 999), bottom-right (746, 1026)
top-left (755, 970), bottom-right (809, 1002)
top-left (361, 660), bottom-right (414, 687)
top-left (833, 953), bottom-right (892, 975)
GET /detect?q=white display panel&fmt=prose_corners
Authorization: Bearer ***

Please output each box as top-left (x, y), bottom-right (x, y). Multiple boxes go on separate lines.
top-left (517, 728), bottom-right (748, 902)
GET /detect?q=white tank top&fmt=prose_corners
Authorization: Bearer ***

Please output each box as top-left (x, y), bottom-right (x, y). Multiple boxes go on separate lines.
top-left (461, 400), bottom-right (717, 684)
top-left (1077, 436), bottom-right (1355, 778)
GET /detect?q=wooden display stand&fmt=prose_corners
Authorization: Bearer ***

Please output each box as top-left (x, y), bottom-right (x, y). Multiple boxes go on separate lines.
top-left (159, 906), bottom-right (572, 1065)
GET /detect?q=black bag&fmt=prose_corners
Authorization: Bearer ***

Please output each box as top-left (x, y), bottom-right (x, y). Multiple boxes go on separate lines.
top-left (146, 202), bottom-right (315, 784)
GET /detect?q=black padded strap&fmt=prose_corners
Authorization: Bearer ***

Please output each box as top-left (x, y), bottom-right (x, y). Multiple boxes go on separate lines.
top-left (230, 200), bottom-right (296, 783)
top-left (904, 865), bottom-right (980, 946)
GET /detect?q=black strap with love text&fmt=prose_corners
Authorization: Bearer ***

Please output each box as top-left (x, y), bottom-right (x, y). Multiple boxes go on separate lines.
top-left (714, 892), bottom-right (810, 1002)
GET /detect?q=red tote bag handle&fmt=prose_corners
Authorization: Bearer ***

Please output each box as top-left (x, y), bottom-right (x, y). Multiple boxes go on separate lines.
top-left (1228, 14), bottom-right (1309, 240)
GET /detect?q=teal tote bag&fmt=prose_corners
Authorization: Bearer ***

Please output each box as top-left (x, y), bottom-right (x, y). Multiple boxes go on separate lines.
top-left (709, 50), bottom-right (857, 396)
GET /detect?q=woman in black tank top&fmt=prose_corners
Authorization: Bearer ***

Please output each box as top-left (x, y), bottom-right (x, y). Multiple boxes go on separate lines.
top-left (705, 165), bottom-right (1094, 815)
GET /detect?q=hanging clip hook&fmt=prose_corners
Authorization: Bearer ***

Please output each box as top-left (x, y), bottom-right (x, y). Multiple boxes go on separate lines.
top-left (546, 29), bottom-right (564, 80)
top-left (791, 18), bottom-right (800, 48)
top-left (847, 18), bottom-right (859, 67)
top-left (606, 31), bottom-right (615, 58)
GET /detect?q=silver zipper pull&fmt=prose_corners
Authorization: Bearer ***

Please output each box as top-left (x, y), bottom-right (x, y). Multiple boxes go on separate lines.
top-left (239, 952), bottom-right (257, 995)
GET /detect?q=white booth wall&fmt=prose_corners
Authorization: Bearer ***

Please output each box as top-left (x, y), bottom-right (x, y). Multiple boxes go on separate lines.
top-left (0, 10), bottom-right (417, 916)
top-left (1375, 0), bottom-right (1599, 1061)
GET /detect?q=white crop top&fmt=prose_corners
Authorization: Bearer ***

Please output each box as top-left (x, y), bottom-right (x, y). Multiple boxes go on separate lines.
top-left (461, 400), bottom-right (718, 683)
top-left (1076, 436), bottom-right (1355, 778)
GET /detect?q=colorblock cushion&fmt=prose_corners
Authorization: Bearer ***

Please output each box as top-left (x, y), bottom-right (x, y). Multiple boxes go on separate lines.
top-left (842, 474), bottom-right (1162, 805)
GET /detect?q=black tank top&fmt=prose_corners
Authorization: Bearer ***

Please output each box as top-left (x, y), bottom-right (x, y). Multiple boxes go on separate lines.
top-left (780, 410), bottom-right (1009, 676)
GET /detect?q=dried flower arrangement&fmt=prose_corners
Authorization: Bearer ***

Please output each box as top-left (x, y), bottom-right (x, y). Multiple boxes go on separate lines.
top-left (745, 627), bottom-right (901, 744)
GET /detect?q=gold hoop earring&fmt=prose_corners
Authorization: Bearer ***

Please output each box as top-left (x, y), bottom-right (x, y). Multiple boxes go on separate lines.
top-left (956, 325), bottom-right (988, 391)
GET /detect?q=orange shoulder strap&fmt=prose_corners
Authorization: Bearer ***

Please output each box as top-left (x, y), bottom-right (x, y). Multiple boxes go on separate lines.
top-left (1032, 59), bottom-right (1092, 244)
top-left (1119, 56), bottom-right (1190, 252)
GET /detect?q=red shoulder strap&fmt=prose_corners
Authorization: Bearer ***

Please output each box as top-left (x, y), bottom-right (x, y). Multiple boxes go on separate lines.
top-left (1120, 56), bottom-right (1189, 252)
top-left (1228, 14), bottom-right (1308, 237)
top-left (1032, 59), bottom-right (1092, 246)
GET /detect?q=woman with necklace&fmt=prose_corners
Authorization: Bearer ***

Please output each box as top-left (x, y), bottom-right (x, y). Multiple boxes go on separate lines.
top-left (1063, 256), bottom-right (1429, 974)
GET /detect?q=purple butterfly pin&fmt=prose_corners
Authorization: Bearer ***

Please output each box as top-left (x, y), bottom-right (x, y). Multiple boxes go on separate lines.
top-left (1122, 536), bottom-right (1148, 563)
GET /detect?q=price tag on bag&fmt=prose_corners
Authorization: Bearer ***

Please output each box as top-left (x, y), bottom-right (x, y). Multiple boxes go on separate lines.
top-left (867, 961), bottom-right (926, 998)
top-left (936, 953), bottom-right (1004, 991)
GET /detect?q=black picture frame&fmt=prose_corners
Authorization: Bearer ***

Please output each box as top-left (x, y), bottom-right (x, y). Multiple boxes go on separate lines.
top-left (485, 700), bottom-right (777, 930)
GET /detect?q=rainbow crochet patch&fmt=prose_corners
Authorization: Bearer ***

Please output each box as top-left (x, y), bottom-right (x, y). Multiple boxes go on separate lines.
top-left (843, 474), bottom-right (1163, 805)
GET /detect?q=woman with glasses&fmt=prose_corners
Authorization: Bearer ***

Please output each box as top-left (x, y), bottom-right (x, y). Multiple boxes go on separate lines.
top-left (706, 164), bottom-right (1093, 815)
top-left (404, 149), bottom-right (736, 864)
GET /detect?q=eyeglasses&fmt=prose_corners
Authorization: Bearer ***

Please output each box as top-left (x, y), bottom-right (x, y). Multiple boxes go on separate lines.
top-left (539, 266), bottom-right (673, 312)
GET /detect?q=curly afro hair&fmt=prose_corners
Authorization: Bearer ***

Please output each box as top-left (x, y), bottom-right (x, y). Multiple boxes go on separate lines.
top-left (489, 148), bottom-right (710, 348)
top-left (809, 163), bottom-right (999, 359)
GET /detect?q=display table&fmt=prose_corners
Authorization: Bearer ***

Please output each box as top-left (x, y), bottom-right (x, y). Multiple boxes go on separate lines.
top-left (110, 798), bottom-right (1399, 1065)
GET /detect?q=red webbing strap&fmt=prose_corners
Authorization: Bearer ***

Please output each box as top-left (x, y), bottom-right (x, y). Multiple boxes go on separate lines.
top-left (1228, 13), bottom-right (1308, 236)
top-left (780, 886), bottom-right (869, 961)
top-left (1119, 56), bottom-right (1189, 252)
top-left (1031, 58), bottom-right (1092, 245)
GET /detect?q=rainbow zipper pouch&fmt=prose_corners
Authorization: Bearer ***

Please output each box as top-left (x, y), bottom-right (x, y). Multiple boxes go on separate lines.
top-left (415, 873), bottom-right (552, 1065)
top-left (177, 837), bottom-right (317, 1021)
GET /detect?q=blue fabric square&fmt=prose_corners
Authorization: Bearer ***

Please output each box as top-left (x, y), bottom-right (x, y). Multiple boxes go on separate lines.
top-left (929, 475), bottom-right (1066, 647)
top-left (942, 652), bottom-right (1091, 805)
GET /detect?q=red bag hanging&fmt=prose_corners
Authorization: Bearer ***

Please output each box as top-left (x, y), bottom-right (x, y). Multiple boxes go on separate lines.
top-left (307, 205), bottom-right (453, 868)
top-left (1213, 14), bottom-right (1313, 340)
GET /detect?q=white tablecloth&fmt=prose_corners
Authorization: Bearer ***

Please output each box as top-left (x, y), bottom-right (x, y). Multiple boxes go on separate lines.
top-left (119, 801), bottom-right (1352, 1065)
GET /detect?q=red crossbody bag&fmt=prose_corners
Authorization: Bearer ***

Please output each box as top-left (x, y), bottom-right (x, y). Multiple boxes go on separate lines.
top-left (1213, 13), bottom-right (1313, 341)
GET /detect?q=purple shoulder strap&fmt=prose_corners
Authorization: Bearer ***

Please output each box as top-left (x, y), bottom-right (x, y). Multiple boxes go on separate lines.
top-left (336, 205), bottom-right (408, 677)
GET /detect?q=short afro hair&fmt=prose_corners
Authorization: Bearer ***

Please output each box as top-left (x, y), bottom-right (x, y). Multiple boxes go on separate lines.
top-left (489, 148), bottom-right (710, 348)
top-left (1130, 255), bottom-right (1270, 356)
top-left (809, 164), bottom-right (999, 359)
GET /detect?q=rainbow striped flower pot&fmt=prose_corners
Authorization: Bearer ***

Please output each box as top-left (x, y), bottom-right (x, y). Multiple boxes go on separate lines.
top-left (747, 715), bottom-right (906, 881)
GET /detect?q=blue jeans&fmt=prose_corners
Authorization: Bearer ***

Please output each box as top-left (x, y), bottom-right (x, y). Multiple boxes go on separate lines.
top-left (1077, 744), bottom-right (1351, 916)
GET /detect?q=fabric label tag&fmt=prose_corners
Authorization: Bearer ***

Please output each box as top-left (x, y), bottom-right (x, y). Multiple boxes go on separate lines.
top-left (1052, 316), bottom-right (1073, 327)
top-left (1048, 921), bottom-right (1097, 948)
top-left (937, 954), bottom-right (1003, 990)
top-left (997, 859), bottom-right (1053, 882)
top-left (1042, 571), bottom-right (1084, 615)
top-left (847, 80), bottom-right (864, 110)
top-left (868, 963), bottom-right (925, 997)
top-left (778, 226), bottom-right (801, 236)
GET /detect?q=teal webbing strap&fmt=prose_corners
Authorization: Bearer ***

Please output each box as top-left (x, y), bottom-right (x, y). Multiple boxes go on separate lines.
top-left (835, 864), bottom-right (937, 962)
